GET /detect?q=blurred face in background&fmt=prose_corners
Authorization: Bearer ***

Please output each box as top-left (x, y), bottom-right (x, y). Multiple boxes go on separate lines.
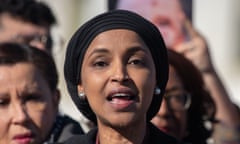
top-left (151, 65), bottom-right (190, 140)
top-left (117, 0), bottom-right (186, 48)
top-left (0, 63), bottom-right (59, 144)
top-left (0, 14), bottom-right (50, 52)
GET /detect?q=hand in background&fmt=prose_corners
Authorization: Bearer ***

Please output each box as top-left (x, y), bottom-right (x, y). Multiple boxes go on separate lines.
top-left (174, 19), bottom-right (214, 74)
top-left (174, 18), bottom-right (240, 128)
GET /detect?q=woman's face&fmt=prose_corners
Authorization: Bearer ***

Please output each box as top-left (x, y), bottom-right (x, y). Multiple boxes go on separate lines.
top-left (0, 63), bottom-right (59, 144)
top-left (78, 29), bottom-right (156, 128)
top-left (151, 65), bottom-right (187, 140)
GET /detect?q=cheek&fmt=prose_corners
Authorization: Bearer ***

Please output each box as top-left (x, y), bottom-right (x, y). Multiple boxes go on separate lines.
top-left (131, 71), bottom-right (155, 107)
top-left (136, 69), bottom-right (155, 87)
top-left (82, 75), bottom-right (106, 108)
top-left (27, 102), bottom-right (56, 137)
top-left (83, 74), bottom-right (104, 94)
top-left (174, 111), bottom-right (188, 130)
top-left (0, 117), bottom-right (9, 142)
top-left (0, 31), bottom-right (13, 42)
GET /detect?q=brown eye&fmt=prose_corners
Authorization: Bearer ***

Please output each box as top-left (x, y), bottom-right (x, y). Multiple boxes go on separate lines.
top-left (93, 61), bottom-right (108, 67)
top-left (128, 55), bottom-right (147, 67)
top-left (0, 98), bottom-right (9, 107)
top-left (129, 59), bottom-right (143, 65)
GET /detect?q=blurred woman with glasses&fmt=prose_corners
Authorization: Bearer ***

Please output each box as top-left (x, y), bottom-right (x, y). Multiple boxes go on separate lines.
top-left (151, 49), bottom-right (216, 144)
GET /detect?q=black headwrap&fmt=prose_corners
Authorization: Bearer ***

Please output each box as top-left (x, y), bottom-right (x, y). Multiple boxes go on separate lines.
top-left (64, 10), bottom-right (168, 124)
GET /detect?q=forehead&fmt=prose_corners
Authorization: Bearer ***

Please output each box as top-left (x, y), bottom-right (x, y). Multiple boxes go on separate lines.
top-left (0, 63), bottom-right (44, 87)
top-left (0, 14), bottom-right (48, 35)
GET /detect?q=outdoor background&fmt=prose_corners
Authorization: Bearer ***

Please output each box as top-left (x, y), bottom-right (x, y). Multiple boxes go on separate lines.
top-left (41, 0), bottom-right (240, 123)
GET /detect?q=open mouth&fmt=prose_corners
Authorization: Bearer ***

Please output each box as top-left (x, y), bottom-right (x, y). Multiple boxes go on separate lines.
top-left (107, 93), bottom-right (135, 101)
top-left (106, 89), bottom-right (137, 109)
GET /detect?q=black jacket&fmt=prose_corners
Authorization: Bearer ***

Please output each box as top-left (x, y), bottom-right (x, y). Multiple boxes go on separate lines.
top-left (44, 114), bottom-right (84, 144)
top-left (62, 123), bottom-right (179, 144)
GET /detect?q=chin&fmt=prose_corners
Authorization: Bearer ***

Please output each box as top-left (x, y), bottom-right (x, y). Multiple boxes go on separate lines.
top-left (99, 114), bottom-right (139, 129)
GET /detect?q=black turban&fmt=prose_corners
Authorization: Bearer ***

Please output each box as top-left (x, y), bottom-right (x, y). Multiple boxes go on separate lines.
top-left (64, 10), bottom-right (168, 123)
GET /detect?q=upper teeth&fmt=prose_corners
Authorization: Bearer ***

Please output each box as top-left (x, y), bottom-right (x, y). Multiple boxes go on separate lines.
top-left (112, 93), bottom-right (129, 97)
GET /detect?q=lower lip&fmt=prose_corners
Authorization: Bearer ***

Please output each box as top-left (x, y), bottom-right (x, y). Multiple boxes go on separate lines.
top-left (14, 137), bottom-right (32, 144)
top-left (159, 127), bottom-right (171, 134)
top-left (109, 98), bottom-right (135, 110)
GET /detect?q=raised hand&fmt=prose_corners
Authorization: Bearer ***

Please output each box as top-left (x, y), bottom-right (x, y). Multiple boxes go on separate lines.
top-left (176, 18), bottom-right (240, 129)
top-left (174, 19), bottom-right (214, 74)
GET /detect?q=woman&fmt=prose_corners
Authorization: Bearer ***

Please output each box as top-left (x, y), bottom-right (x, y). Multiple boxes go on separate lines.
top-left (151, 49), bottom-right (215, 144)
top-left (63, 10), bottom-right (178, 144)
top-left (0, 43), bottom-right (84, 144)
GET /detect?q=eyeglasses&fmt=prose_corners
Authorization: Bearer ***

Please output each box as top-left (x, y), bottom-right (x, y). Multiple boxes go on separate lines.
top-left (10, 34), bottom-right (50, 48)
top-left (163, 92), bottom-right (191, 111)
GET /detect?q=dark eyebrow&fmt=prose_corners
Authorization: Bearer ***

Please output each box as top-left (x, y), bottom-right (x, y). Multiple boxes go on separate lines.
top-left (88, 48), bottom-right (110, 57)
top-left (126, 46), bottom-right (149, 54)
top-left (88, 46), bottom-right (149, 57)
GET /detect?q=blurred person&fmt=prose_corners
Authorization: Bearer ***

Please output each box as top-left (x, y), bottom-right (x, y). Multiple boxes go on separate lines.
top-left (63, 10), bottom-right (178, 144)
top-left (0, 0), bottom-right (56, 54)
top-left (0, 43), bottom-right (84, 144)
top-left (152, 49), bottom-right (240, 144)
top-left (152, 49), bottom-right (215, 144)
top-left (0, 0), bottom-right (88, 134)
top-left (110, 0), bottom-right (240, 140)
top-left (176, 19), bottom-right (240, 135)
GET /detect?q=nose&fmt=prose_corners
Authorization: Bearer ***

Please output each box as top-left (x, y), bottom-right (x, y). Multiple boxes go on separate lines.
top-left (158, 99), bottom-right (172, 117)
top-left (111, 63), bottom-right (129, 83)
top-left (11, 103), bottom-right (29, 124)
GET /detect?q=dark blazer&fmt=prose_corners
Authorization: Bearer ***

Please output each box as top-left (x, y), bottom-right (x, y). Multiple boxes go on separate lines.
top-left (62, 122), bottom-right (179, 144)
